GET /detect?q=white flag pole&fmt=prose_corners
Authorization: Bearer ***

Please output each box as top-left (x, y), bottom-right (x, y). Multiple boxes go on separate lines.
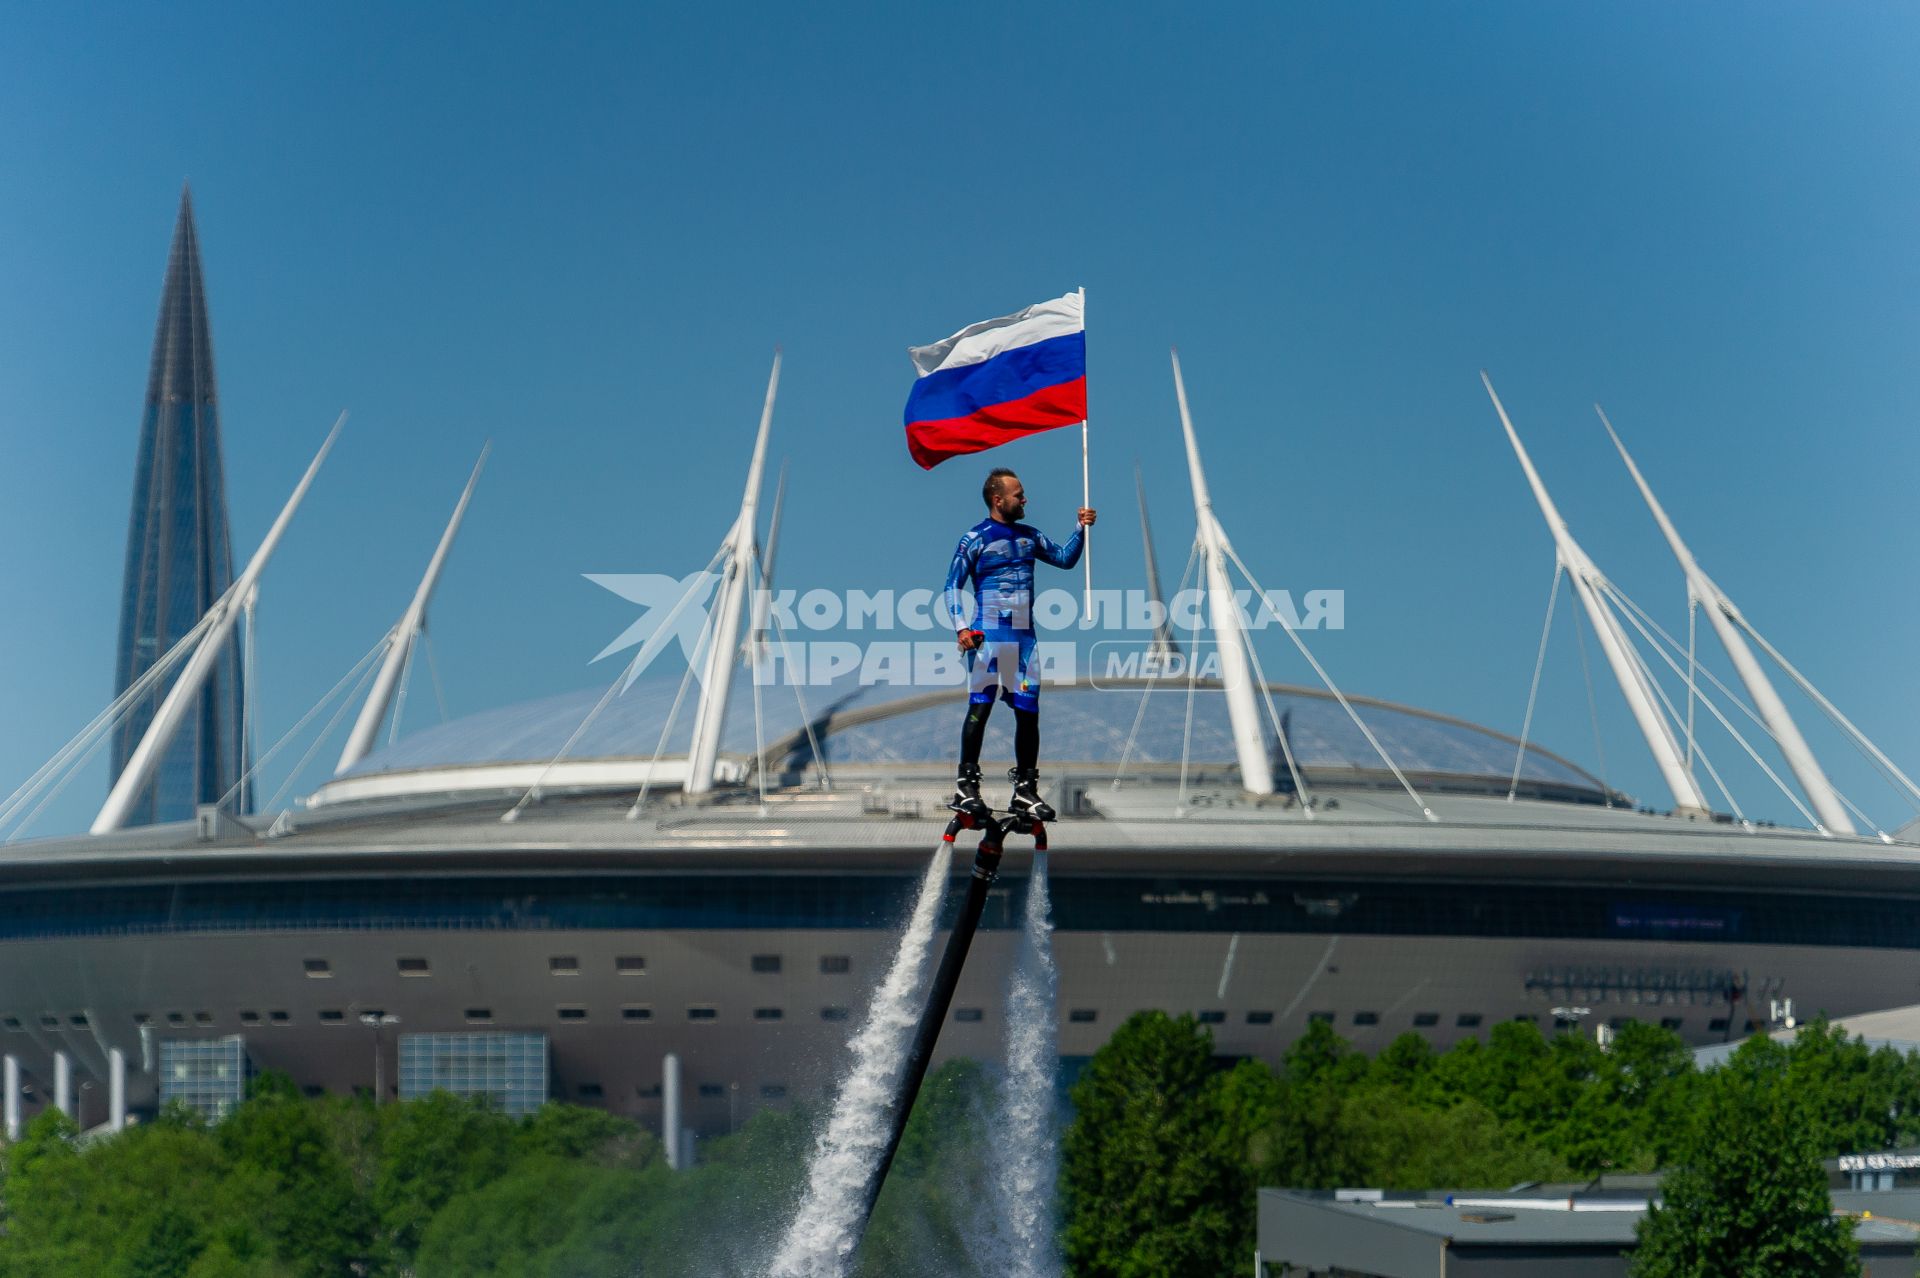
top-left (1079, 285), bottom-right (1091, 615)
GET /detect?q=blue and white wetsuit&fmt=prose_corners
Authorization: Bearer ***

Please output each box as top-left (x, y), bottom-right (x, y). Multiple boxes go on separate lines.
top-left (944, 516), bottom-right (1084, 711)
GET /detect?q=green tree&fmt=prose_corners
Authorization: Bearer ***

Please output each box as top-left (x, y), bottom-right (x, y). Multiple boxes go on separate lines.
top-left (371, 1091), bottom-right (516, 1262)
top-left (1632, 1048), bottom-right (1859, 1277)
top-left (220, 1072), bottom-right (376, 1278)
top-left (1062, 1011), bottom-right (1269, 1278)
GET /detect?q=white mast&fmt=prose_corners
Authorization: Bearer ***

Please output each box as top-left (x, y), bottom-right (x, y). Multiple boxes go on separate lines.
top-left (1598, 408), bottom-right (1854, 835)
top-left (94, 415), bottom-right (344, 834)
top-left (334, 444), bottom-right (489, 776)
top-left (685, 354), bottom-right (779, 795)
top-left (1172, 352), bottom-right (1274, 795)
top-left (1480, 375), bottom-right (1710, 817)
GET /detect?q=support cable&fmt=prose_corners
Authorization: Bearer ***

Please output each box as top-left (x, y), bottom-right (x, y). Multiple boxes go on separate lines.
top-left (1213, 579), bottom-right (1314, 815)
top-left (1599, 579), bottom-right (1809, 830)
top-left (1508, 558), bottom-right (1565, 803)
top-left (1175, 561), bottom-right (1203, 817)
top-left (1733, 616), bottom-right (1920, 814)
top-left (1220, 541), bottom-right (1434, 821)
top-left (766, 604), bottom-right (833, 792)
top-left (506, 544), bottom-right (728, 824)
top-left (424, 632), bottom-right (451, 724)
top-left (242, 585), bottom-right (258, 806)
top-left (1112, 538), bottom-right (1200, 790)
top-left (0, 600), bottom-right (226, 833)
top-left (388, 630), bottom-right (418, 748)
top-left (1606, 579), bottom-right (1879, 836)
top-left (217, 634), bottom-right (390, 812)
top-left (1601, 592), bottom-right (1746, 824)
top-left (627, 617), bottom-right (707, 819)
top-left (262, 654), bottom-right (388, 813)
top-left (748, 541), bottom-right (770, 813)
top-left (4, 712), bottom-right (124, 844)
top-left (1684, 596), bottom-right (1698, 770)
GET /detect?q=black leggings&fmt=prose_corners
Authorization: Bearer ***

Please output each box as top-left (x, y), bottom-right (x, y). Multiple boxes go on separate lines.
top-left (958, 699), bottom-right (1039, 772)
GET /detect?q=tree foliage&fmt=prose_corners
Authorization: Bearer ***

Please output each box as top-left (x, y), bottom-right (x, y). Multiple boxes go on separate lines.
top-left (1063, 1014), bottom-right (1917, 1275)
top-left (1, 1018), bottom-right (1916, 1276)
top-left (1632, 1036), bottom-right (1860, 1277)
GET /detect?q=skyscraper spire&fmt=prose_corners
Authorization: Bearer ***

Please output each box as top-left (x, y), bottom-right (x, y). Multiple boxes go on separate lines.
top-left (111, 186), bottom-right (247, 825)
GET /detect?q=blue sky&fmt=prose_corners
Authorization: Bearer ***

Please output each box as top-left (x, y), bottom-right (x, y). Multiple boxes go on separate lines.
top-left (3, 3), bottom-right (1917, 837)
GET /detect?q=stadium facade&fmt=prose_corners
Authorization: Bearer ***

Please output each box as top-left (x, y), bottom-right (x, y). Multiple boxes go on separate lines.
top-left (5, 203), bottom-right (1917, 1158)
top-left (7, 677), bottom-right (1920, 1146)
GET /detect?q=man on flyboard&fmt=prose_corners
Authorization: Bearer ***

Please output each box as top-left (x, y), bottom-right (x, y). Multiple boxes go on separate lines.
top-left (944, 466), bottom-right (1097, 822)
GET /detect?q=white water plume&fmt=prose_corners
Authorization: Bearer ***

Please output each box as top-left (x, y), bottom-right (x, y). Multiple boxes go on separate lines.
top-left (767, 840), bottom-right (954, 1278)
top-left (974, 854), bottom-right (1062, 1278)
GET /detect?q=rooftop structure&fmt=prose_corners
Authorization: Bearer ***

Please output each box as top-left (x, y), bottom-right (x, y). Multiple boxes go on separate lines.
top-left (1256, 1186), bottom-right (1920, 1277)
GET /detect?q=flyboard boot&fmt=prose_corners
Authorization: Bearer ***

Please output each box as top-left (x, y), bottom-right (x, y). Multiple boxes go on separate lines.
top-left (948, 764), bottom-right (992, 822)
top-left (1006, 767), bottom-right (1057, 824)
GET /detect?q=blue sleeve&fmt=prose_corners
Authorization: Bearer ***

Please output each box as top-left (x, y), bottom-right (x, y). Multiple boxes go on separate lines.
top-left (1033, 524), bottom-right (1084, 570)
top-left (944, 531), bottom-right (981, 631)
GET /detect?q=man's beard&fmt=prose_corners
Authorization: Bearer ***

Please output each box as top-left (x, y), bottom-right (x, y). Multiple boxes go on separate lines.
top-left (1006, 503), bottom-right (1025, 521)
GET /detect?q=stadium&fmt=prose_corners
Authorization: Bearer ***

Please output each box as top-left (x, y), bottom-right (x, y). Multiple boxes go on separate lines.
top-left (6, 193), bottom-right (1920, 1162)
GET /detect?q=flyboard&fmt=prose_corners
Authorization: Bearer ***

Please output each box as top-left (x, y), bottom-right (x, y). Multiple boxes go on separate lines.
top-left (848, 804), bottom-right (1050, 1241)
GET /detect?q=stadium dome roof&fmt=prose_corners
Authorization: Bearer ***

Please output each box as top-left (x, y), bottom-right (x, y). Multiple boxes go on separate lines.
top-left (321, 671), bottom-right (1605, 807)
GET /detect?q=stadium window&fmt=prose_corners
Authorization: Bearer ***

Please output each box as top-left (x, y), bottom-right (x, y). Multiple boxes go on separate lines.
top-left (1512, 1014), bottom-right (1538, 1025)
top-left (820, 955), bottom-right (852, 975)
top-left (616, 955), bottom-right (647, 975)
top-left (319, 1010), bottom-right (345, 1023)
top-left (68, 1014), bottom-right (88, 1028)
top-left (129, 1013), bottom-right (150, 1028)
top-left (194, 1012), bottom-right (213, 1026)
top-left (1198, 1010), bottom-right (1226, 1025)
top-left (622, 1005), bottom-right (652, 1021)
top-left (1352, 1011), bottom-right (1379, 1027)
top-left (1246, 1011), bottom-right (1275, 1026)
top-left (303, 958), bottom-right (331, 978)
top-left (636, 1084), bottom-right (662, 1099)
top-left (2, 1017), bottom-right (21, 1031)
top-left (751, 954), bottom-right (783, 974)
top-left (953, 1008), bottom-right (984, 1023)
top-left (1456, 1013), bottom-right (1483, 1028)
top-left (688, 1006), bottom-right (718, 1021)
top-left (167, 1012), bottom-right (186, 1026)
top-left (558, 1006), bottom-right (588, 1021)
top-left (302, 1085), bottom-right (325, 1098)
top-left (698, 1084), bottom-right (725, 1099)
top-left (1709, 1018), bottom-right (1730, 1032)
top-left (578, 1083), bottom-right (604, 1099)
top-left (464, 1008), bottom-right (493, 1024)
top-left (1412, 1012), bottom-right (1439, 1028)
top-left (1609, 1017), bottom-right (1632, 1030)
top-left (38, 1016), bottom-right (56, 1030)
top-left (761, 1084), bottom-right (789, 1099)
top-left (1068, 1009), bottom-right (1098, 1024)
top-left (239, 1011), bottom-right (261, 1025)
top-left (397, 957), bottom-right (430, 976)
top-left (1553, 1016), bottom-right (1581, 1031)
top-left (754, 1008), bottom-right (784, 1022)
top-left (269, 1011), bottom-right (290, 1024)
top-left (1745, 1019), bottom-right (1763, 1033)
top-left (820, 1007), bottom-right (850, 1023)
top-left (1308, 1011), bottom-right (1334, 1024)
top-left (550, 956), bottom-right (580, 976)
top-left (1660, 1017), bottom-right (1684, 1031)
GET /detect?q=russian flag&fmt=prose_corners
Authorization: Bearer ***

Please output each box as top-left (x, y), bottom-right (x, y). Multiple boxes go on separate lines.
top-left (904, 291), bottom-right (1086, 470)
